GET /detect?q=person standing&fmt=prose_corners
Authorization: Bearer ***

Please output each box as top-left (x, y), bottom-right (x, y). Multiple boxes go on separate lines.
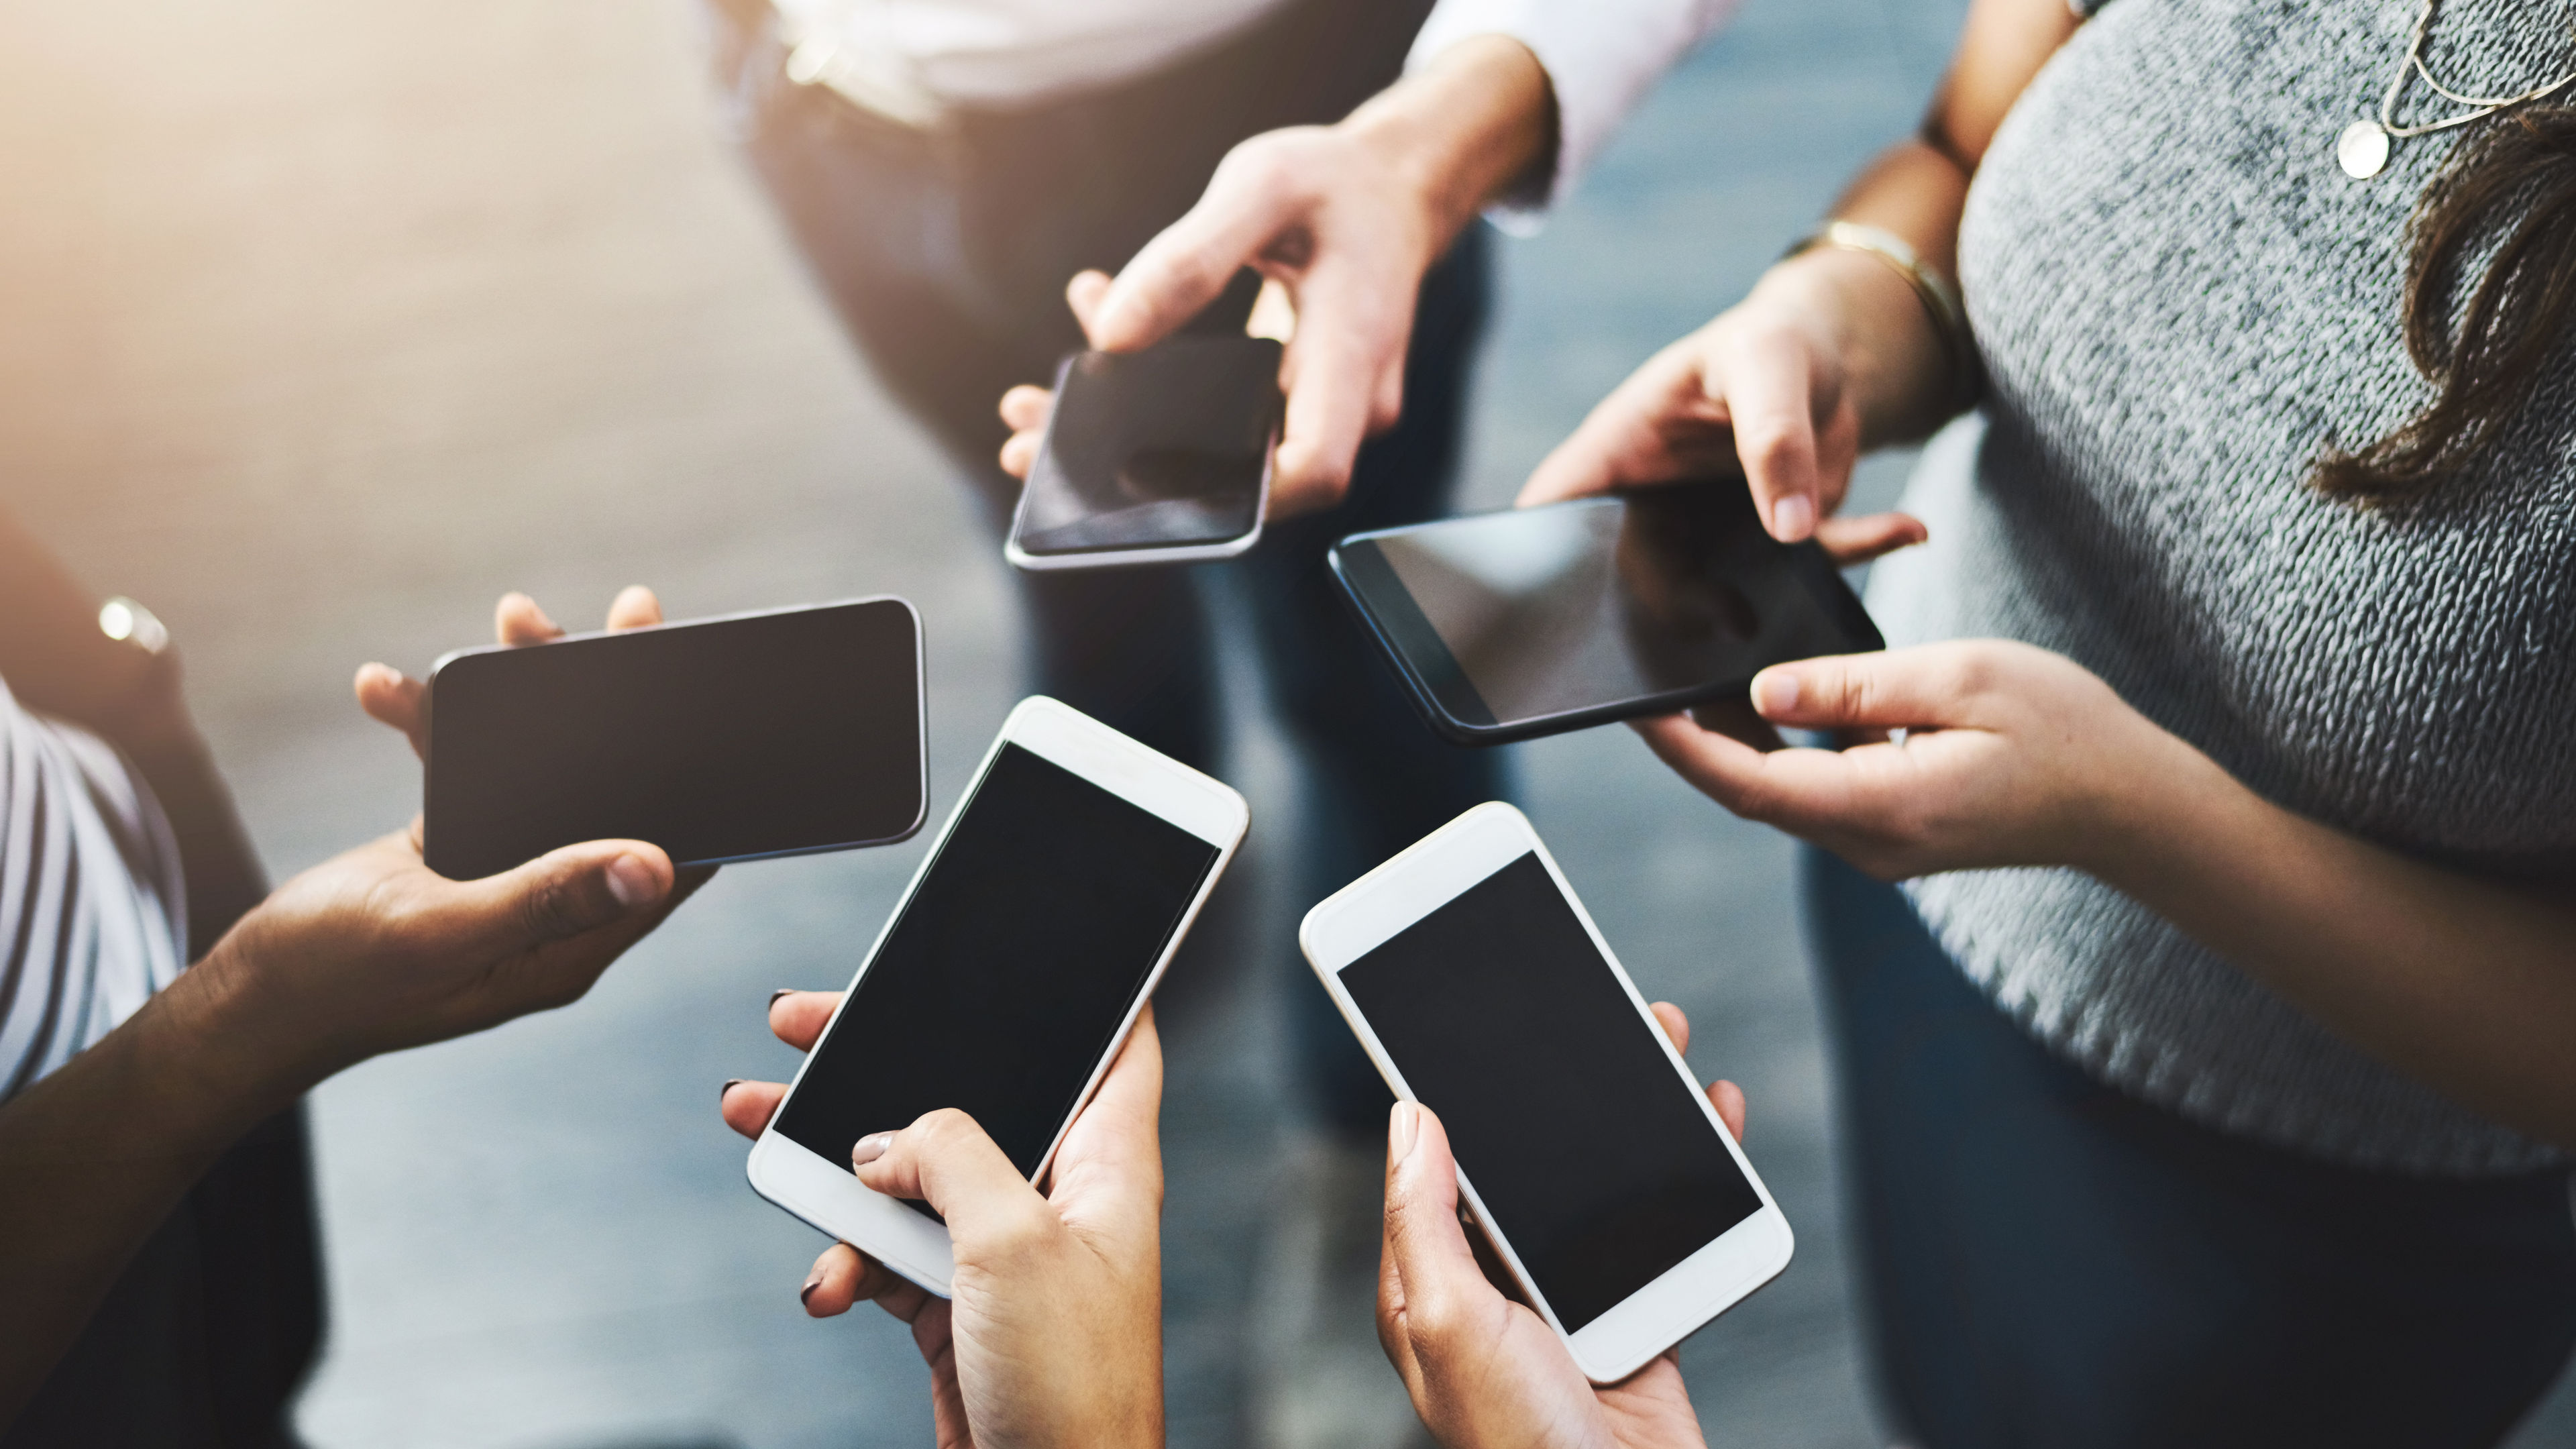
top-left (1522, 0), bottom-right (2576, 1442)
top-left (700, 0), bottom-right (1731, 1131)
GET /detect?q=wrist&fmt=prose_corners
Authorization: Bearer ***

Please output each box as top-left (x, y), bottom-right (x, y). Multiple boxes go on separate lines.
top-left (2066, 723), bottom-right (2243, 888)
top-left (158, 928), bottom-right (334, 1128)
top-left (1752, 248), bottom-right (1956, 445)
top-left (1342, 35), bottom-right (1554, 248)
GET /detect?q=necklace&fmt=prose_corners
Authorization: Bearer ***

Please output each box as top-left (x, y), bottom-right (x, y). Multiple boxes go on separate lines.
top-left (2339, 0), bottom-right (2576, 178)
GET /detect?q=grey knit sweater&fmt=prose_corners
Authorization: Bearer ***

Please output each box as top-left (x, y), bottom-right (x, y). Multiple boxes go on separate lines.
top-left (1864, 0), bottom-right (2576, 1175)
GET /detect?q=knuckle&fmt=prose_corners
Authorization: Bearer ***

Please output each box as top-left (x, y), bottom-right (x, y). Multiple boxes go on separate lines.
top-left (1405, 1284), bottom-right (1474, 1346)
top-left (516, 872), bottom-right (580, 941)
top-left (982, 1199), bottom-right (1061, 1263)
top-left (1743, 423), bottom-right (1811, 476)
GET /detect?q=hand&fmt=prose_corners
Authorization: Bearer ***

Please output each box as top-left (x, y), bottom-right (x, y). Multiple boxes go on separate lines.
top-left (996, 36), bottom-right (1555, 518)
top-left (356, 584), bottom-right (665, 758)
top-left (1380, 1002), bottom-right (1743, 1449)
top-left (1517, 248), bottom-right (1946, 555)
top-left (722, 995), bottom-right (1165, 1449)
top-left (1633, 640), bottom-right (2194, 880)
top-left (179, 582), bottom-right (703, 1093)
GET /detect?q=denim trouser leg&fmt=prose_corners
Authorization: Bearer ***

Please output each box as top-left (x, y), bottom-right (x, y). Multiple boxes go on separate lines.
top-left (1803, 846), bottom-right (2576, 1449)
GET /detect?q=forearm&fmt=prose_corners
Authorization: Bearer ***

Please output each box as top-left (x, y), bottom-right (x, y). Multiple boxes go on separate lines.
top-left (0, 965), bottom-right (290, 1425)
top-left (1343, 35), bottom-right (1556, 252)
top-left (2096, 743), bottom-right (2576, 1148)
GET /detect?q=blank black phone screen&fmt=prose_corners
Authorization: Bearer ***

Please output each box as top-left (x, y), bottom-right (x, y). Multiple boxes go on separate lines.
top-left (1335, 481), bottom-right (1882, 733)
top-left (773, 743), bottom-right (1218, 1184)
top-left (1340, 852), bottom-right (1762, 1333)
top-left (424, 599), bottom-right (922, 879)
top-left (1015, 337), bottom-right (1282, 555)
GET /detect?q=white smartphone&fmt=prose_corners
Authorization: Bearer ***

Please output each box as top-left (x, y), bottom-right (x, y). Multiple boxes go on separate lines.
top-left (1300, 802), bottom-right (1794, 1383)
top-left (1004, 337), bottom-right (1281, 571)
top-left (746, 696), bottom-right (1248, 1295)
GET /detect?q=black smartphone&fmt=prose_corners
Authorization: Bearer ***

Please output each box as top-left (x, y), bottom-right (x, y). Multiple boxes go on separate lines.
top-left (423, 598), bottom-right (924, 880)
top-left (1005, 336), bottom-right (1283, 571)
top-left (1327, 481), bottom-right (1884, 745)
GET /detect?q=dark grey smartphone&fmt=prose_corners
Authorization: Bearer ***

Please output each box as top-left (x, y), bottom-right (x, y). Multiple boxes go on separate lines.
top-left (1328, 482), bottom-right (1884, 746)
top-left (1006, 336), bottom-right (1283, 570)
top-left (423, 598), bottom-right (924, 879)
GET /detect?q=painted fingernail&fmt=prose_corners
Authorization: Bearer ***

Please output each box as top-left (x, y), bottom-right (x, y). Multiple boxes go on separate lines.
top-left (769, 988), bottom-right (794, 1008)
top-left (1752, 670), bottom-right (1800, 716)
top-left (800, 1266), bottom-right (824, 1305)
top-left (720, 1078), bottom-right (743, 1106)
top-left (1770, 494), bottom-right (1815, 541)
top-left (1389, 1102), bottom-right (1419, 1165)
top-left (851, 1132), bottom-right (894, 1168)
top-left (604, 853), bottom-right (656, 910)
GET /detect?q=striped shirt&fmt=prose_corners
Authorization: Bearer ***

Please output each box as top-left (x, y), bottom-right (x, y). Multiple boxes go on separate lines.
top-left (0, 672), bottom-right (186, 1102)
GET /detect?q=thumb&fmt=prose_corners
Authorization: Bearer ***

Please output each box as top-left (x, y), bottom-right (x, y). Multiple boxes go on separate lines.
top-left (856, 1110), bottom-right (1058, 1259)
top-left (445, 839), bottom-right (672, 955)
top-left (1748, 645), bottom-right (1986, 733)
top-left (1383, 1104), bottom-right (1497, 1326)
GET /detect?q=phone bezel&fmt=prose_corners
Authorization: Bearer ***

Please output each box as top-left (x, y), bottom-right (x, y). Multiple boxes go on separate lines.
top-left (745, 694), bottom-right (1249, 1297)
top-left (1299, 801), bottom-right (1794, 1383)
top-left (1004, 343), bottom-right (1278, 572)
top-left (421, 596), bottom-right (927, 877)
top-left (1327, 486), bottom-right (1884, 746)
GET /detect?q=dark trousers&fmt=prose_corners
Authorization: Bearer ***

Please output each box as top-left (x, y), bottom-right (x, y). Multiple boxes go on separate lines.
top-left (706, 0), bottom-right (1507, 1132)
top-left (1804, 847), bottom-right (2576, 1448)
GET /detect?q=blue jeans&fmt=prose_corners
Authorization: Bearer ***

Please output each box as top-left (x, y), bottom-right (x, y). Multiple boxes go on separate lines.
top-left (1803, 847), bottom-right (2576, 1448)
top-left (708, 0), bottom-right (1504, 1134)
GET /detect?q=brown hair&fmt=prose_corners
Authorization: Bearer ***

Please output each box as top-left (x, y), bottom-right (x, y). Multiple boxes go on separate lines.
top-left (2314, 105), bottom-right (2576, 502)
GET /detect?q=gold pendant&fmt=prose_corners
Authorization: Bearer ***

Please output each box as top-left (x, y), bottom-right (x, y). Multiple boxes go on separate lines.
top-left (2339, 119), bottom-right (2393, 178)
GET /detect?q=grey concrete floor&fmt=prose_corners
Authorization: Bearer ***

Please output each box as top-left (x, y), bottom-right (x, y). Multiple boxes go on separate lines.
top-left (2, 0), bottom-right (2572, 1446)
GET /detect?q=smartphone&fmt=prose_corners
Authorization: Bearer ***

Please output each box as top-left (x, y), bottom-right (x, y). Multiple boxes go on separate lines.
top-left (1302, 802), bottom-right (1794, 1383)
top-left (1004, 336), bottom-right (1283, 570)
top-left (423, 597), bottom-right (924, 880)
top-left (1327, 480), bottom-right (1885, 745)
top-left (746, 696), bottom-right (1247, 1294)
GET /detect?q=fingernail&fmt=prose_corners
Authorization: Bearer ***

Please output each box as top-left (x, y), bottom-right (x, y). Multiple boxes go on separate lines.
top-left (800, 1266), bottom-right (824, 1305)
top-left (769, 988), bottom-right (794, 1008)
top-left (1770, 494), bottom-right (1815, 541)
top-left (1389, 1102), bottom-right (1419, 1165)
top-left (850, 1132), bottom-right (893, 1168)
top-left (604, 853), bottom-right (656, 910)
top-left (1752, 669), bottom-right (1800, 716)
top-left (720, 1077), bottom-right (743, 1106)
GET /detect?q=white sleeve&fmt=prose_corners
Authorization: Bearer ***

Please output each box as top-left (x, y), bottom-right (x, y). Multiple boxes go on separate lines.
top-left (1407, 0), bottom-right (1735, 228)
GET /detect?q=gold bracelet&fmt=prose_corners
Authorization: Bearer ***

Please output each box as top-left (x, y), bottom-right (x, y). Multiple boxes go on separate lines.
top-left (1784, 220), bottom-right (1983, 415)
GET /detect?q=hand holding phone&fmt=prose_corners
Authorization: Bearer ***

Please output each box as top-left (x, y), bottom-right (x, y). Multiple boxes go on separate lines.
top-left (747, 697), bottom-right (1245, 1295)
top-left (1383, 1081), bottom-right (1738, 1448)
top-left (720, 1000), bottom-right (1167, 1449)
top-left (1305, 802), bottom-right (1792, 1383)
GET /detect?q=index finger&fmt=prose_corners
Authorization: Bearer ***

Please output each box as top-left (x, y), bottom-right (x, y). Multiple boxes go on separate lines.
top-left (1088, 167), bottom-right (1295, 352)
top-left (767, 989), bottom-right (843, 1052)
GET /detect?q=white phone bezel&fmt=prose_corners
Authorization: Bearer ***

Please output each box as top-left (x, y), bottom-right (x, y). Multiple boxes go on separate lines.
top-left (746, 695), bottom-right (1249, 1297)
top-left (1299, 802), bottom-right (1794, 1383)
top-left (1003, 352), bottom-right (1274, 572)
